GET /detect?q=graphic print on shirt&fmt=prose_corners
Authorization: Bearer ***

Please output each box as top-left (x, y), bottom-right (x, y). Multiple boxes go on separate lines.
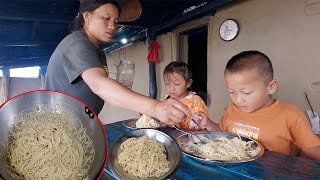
top-left (232, 122), bottom-right (261, 140)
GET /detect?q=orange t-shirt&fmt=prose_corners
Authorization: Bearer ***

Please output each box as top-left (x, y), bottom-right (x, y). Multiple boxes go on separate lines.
top-left (163, 92), bottom-right (208, 130)
top-left (219, 100), bottom-right (320, 155)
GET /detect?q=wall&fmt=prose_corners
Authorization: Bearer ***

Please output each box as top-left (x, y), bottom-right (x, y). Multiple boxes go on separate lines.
top-left (99, 42), bottom-right (148, 124)
top-left (102, 0), bottom-right (320, 124)
top-left (8, 78), bottom-right (41, 98)
top-left (207, 0), bottom-right (320, 122)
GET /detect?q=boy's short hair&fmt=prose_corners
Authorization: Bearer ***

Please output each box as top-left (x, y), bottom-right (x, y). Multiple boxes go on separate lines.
top-left (225, 50), bottom-right (274, 83)
top-left (163, 61), bottom-right (192, 81)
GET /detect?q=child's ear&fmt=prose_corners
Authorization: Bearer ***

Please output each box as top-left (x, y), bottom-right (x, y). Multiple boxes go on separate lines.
top-left (187, 79), bottom-right (193, 88)
top-left (268, 79), bottom-right (277, 94)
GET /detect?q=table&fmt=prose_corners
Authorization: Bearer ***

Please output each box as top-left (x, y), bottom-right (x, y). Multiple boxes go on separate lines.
top-left (100, 121), bottom-right (320, 180)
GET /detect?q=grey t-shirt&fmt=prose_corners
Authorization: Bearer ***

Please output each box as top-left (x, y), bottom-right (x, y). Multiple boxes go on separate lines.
top-left (45, 31), bottom-right (107, 114)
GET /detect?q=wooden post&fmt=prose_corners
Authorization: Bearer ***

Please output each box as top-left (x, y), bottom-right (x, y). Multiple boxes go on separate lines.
top-left (147, 31), bottom-right (157, 99)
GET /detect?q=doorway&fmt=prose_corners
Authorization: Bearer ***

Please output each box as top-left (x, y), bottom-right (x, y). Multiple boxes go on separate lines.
top-left (186, 26), bottom-right (208, 104)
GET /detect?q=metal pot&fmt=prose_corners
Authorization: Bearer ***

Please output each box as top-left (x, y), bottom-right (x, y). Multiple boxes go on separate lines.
top-left (0, 90), bottom-right (107, 180)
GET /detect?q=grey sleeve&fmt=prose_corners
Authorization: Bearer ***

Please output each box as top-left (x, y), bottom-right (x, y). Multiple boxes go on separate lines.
top-left (62, 40), bottom-right (103, 83)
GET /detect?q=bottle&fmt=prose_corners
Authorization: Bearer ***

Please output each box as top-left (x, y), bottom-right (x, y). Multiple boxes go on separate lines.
top-left (116, 60), bottom-right (135, 89)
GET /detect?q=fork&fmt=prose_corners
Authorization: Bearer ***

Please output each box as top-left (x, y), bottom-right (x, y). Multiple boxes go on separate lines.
top-left (189, 117), bottom-right (212, 138)
top-left (173, 125), bottom-right (207, 144)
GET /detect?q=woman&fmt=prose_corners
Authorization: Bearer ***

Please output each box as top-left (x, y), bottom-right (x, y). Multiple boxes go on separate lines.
top-left (45, 0), bottom-right (190, 124)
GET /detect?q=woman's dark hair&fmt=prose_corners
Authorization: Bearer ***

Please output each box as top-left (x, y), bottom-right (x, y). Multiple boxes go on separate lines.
top-left (70, 0), bottom-right (121, 32)
top-left (163, 61), bottom-right (192, 81)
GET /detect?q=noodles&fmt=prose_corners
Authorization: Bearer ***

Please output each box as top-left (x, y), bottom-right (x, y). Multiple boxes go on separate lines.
top-left (118, 136), bottom-right (170, 178)
top-left (136, 114), bottom-right (160, 128)
top-left (6, 110), bottom-right (95, 180)
top-left (188, 137), bottom-right (256, 161)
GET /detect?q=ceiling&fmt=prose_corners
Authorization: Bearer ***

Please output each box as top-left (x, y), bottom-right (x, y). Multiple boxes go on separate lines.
top-left (0, 0), bottom-right (234, 69)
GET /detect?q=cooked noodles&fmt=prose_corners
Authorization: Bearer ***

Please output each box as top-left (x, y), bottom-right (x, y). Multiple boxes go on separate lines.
top-left (7, 110), bottom-right (95, 180)
top-left (136, 114), bottom-right (160, 128)
top-left (118, 136), bottom-right (170, 178)
top-left (188, 136), bottom-right (257, 161)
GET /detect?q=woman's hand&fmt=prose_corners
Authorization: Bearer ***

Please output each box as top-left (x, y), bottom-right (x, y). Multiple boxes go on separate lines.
top-left (153, 98), bottom-right (191, 125)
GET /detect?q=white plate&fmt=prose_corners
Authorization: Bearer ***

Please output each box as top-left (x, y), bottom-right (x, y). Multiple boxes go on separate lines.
top-left (122, 118), bottom-right (166, 129)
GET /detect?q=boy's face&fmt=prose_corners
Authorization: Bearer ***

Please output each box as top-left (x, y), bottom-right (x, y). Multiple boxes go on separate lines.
top-left (225, 70), bottom-right (277, 113)
top-left (164, 73), bottom-right (192, 100)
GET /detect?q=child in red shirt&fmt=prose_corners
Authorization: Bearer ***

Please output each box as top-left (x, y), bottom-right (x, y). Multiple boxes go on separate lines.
top-left (195, 50), bottom-right (320, 161)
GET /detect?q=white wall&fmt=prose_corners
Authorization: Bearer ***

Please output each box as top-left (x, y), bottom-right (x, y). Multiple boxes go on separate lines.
top-left (99, 41), bottom-right (149, 124)
top-left (8, 78), bottom-right (41, 98)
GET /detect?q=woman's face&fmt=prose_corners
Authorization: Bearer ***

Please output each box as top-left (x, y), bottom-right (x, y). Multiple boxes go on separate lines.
top-left (83, 3), bottom-right (119, 44)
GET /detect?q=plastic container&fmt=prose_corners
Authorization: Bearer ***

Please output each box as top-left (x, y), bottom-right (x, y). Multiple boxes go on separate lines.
top-left (116, 60), bottom-right (135, 89)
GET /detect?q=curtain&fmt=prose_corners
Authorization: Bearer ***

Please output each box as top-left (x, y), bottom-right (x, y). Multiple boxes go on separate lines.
top-left (0, 69), bottom-right (10, 104)
top-left (171, 32), bottom-right (179, 61)
top-left (39, 66), bottom-right (47, 90)
top-left (206, 16), bottom-right (215, 108)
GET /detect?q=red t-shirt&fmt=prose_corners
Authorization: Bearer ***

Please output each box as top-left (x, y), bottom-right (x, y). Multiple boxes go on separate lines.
top-left (220, 100), bottom-right (320, 155)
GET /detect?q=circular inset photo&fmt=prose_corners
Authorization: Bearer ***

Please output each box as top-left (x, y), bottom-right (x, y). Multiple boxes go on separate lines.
top-left (0, 90), bottom-right (107, 180)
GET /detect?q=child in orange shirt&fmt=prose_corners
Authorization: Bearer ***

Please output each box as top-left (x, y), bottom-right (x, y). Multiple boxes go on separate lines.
top-left (195, 50), bottom-right (320, 161)
top-left (163, 61), bottom-right (208, 131)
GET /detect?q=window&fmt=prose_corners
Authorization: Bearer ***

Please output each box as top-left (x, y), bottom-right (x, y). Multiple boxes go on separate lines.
top-left (9, 66), bottom-right (40, 78)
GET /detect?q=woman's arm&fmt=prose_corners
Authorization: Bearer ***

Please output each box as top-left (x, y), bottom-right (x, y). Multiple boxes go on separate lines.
top-left (81, 68), bottom-right (191, 124)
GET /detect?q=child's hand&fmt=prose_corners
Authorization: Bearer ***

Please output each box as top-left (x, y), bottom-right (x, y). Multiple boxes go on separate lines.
top-left (192, 112), bottom-right (221, 131)
top-left (136, 112), bottom-right (142, 118)
top-left (192, 112), bottom-right (209, 128)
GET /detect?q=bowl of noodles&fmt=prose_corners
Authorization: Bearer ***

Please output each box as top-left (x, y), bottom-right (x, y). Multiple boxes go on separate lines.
top-left (176, 131), bottom-right (264, 166)
top-left (0, 90), bottom-right (107, 180)
top-left (109, 129), bottom-right (181, 179)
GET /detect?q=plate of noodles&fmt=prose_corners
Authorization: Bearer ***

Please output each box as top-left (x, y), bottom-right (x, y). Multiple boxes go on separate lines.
top-left (122, 114), bottom-right (164, 129)
top-left (176, 131), bottom-right (264, 166)
top-left (0, 91), bottom-right (107, 180)
top-left (109, 129), bottom-right (181, 179)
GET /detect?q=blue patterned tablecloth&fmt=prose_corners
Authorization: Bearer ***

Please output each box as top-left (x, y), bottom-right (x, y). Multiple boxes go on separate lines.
top-left (100, 121), bottom-right (320, 180)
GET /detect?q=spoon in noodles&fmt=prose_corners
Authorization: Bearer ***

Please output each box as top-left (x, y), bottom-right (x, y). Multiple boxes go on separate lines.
top-left (173, 125), bottom-right (208, 144)
top-left (166, 95), bottom-right (209, 144)
top-left (188, 117), bottom-right (212, 138)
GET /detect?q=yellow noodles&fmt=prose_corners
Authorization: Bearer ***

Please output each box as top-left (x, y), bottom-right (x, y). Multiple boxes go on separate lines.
top-left (189, 137), bottom-right (256, 161)
top-left (118, 136), bottom-right (169, 178)
top-left (7, 111), bottom-right (95, 180)
top-left (136, 114), bottom-right (160, 128)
